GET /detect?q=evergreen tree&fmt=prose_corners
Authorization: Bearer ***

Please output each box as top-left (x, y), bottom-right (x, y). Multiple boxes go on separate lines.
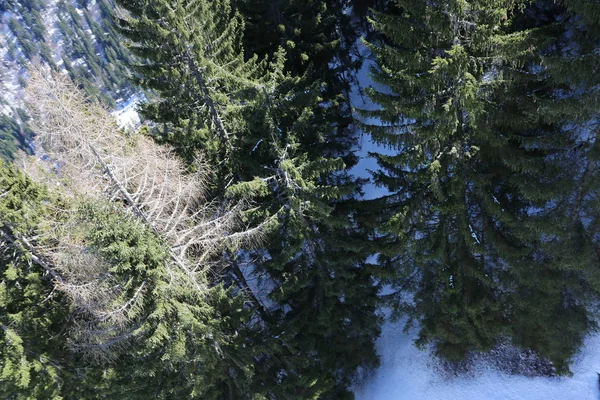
top-left (1, 65), bottom-right (280, 397)
top-left (0, 116), bottom-right (21, 162)
top-left (0, 112), bottom-right (34, 162)
top-left (8, 18), bottom-right (37, 60)
top-left (499, 0), bottom-right (600, 373)
top-left (361, 0), bottom-right (600, 371)
top-left (234, 74), bottom-right (381, 398)
top-left (233, 0), bottom-right (361, 169)
top-left (234, 0), bottom-right (353, 73)
top-left (0, 166), bottom-right (263, 398)
top-left (115, 0), bottom-right (266, 166)
top-left (0, 161), bottom-right (69, 399)
top-left (115, 0), bottom-right (381, 396)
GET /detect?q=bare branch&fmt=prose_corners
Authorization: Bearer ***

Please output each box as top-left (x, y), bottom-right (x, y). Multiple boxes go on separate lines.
top-left (19, 64), bottom-right (268, 359)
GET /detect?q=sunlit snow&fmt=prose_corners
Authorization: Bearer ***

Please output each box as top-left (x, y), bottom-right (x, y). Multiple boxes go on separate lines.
top-left (354, 318), bottom-right (600, 400)
top-left (112, 95), bottom-right (141, 130)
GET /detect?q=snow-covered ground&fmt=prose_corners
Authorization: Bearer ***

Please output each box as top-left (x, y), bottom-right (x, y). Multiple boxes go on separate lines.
top-left (1, 0), bottom-right (140, 130)
top-left (112, 95), bottom-right (141, 130)
top-left (354, 318), bottom-right (600, 400)
top-left (349, 39), bottom-right (600, 400)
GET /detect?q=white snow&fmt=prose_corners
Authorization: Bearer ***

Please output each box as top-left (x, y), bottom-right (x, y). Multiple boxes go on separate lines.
top-left (349, 42), bottom-right (395, 200)
top-left (251, 139), bottom-right (263, 153)
top-left (349, 38), bottom-right (600, 400)
top-left (112, 95), bottom-right (140, 130)
top-left (469, 224), bottom-right (481, 244)
top-left (354, 318), bottom-right (600, 400)
top-left (238, 256), bottom-right (278, 311)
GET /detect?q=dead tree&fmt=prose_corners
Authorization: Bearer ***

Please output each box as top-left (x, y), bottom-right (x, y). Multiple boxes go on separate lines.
top-left (18, 65), bottom-right (267, 359)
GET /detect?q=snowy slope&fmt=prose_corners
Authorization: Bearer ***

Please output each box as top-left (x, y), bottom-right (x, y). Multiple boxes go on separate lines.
top-left (349, 39), bottom-right (600, 400)
top-left (0, 0), bottom-right (139, 128)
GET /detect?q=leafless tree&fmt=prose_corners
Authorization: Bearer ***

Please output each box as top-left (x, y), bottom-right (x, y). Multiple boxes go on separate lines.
top-left (15, 65), bottom-right (267, 360)
top-left (26, 65), bottom-right (266, 272)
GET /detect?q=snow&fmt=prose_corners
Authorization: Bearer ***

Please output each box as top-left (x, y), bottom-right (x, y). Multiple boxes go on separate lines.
top-left (251, 139), bottom-right (263, 153)
top-left (469, 224), bottom-right (480, 244)
top-left (349, 38), bottom-right (600, 400)
top-left (349, 42), bottom-right (395, 200)
top-left (111, 95), bottom-right (140, 130)
top-left (354, 318), bottom-right (600, 400)
top-left (238, 256), bottom-right (278, 311)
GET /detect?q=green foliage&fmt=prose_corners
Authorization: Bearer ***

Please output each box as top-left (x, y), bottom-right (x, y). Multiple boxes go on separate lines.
top-left (362, 0), bottom-right (600, 372)
top-left (62, 202), bottom-right (259, 399)
top-left (1, 0), bottom-right (134, 103)
top-left (234, 0), bottom-right (359, 77)
top-left (0, 161), bottom-right (69, 399)
top-left (0, 159), bottom-right (266, 398)
top-left (116, 0), bottom-right (267, 165)
top-left (0, 114), bottom-right (34, 162)
top-left (0, 116), bottom-right (21, 162)
top-left (234, 0), bottom-right (361, 172)
top-left (4, 0), bottom-right (600, 395)
top-left (115, 0), bottom-right (380, 396)
top-left (4, 0), bottom-right (59, 71)
top-left (8, 18), bottom-right (37, 60)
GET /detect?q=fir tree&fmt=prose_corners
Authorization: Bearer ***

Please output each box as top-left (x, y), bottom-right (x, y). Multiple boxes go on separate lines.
top-left (361, 0), bottom-right (600, 370)
top-left (0, 161), bottom-right (70, 399)
top-left (0, 116), bottom-right (21, 162)
top-left (235, 75), bottom-right (381, 397)
top-left (498, 0), bottom-right (600, 373)
top-left (115, 0), bottom-right (381, 396)
top-left (115, 0), bottom-right (267, 167)
top-left (0, 67), bottom-right (281, 397)
top-left (0, 170), bottom-right (261, 398)
top-left (233, 0), bottom-right (361, 169)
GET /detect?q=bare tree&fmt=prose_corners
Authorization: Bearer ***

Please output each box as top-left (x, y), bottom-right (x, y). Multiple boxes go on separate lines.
top-left (15, 65), bottom-right (268, 360)
top-left (26, 65), bottom-right (266, 273)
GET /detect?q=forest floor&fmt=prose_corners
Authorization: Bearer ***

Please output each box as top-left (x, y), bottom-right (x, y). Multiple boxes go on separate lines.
top-left (349, 39), bottom-right (600, 400)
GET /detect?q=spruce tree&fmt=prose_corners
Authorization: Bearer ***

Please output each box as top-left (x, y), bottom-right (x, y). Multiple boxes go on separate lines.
top-left (233, 0), bottom-right (361, 169)
top-left (0, 67), bottom-right (288, 398)
top-left (0, 171), bottom-right (262, 398)
top-left (361, 0), bottom-right (600, 370)
top-left (115, 0), bottom-right (381, 396)
top-left (235, 75), bottom-right (381, 398)
top-left (115, 0), bottom-right (267, 168)
top-left (0, 116), bottom-right (22, 162)
top-left (0, 161), bottom-right (69, 399)
top-left (0, 135), bottom-right (265, 399)
top-left (498, 0), bottom-right (600, 373)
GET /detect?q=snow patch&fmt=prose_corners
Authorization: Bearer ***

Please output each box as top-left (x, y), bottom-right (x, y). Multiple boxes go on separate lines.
top-left (111, 95), bottom-right (140, 130)
top-left (349, 39), bottom-right (395, 200)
